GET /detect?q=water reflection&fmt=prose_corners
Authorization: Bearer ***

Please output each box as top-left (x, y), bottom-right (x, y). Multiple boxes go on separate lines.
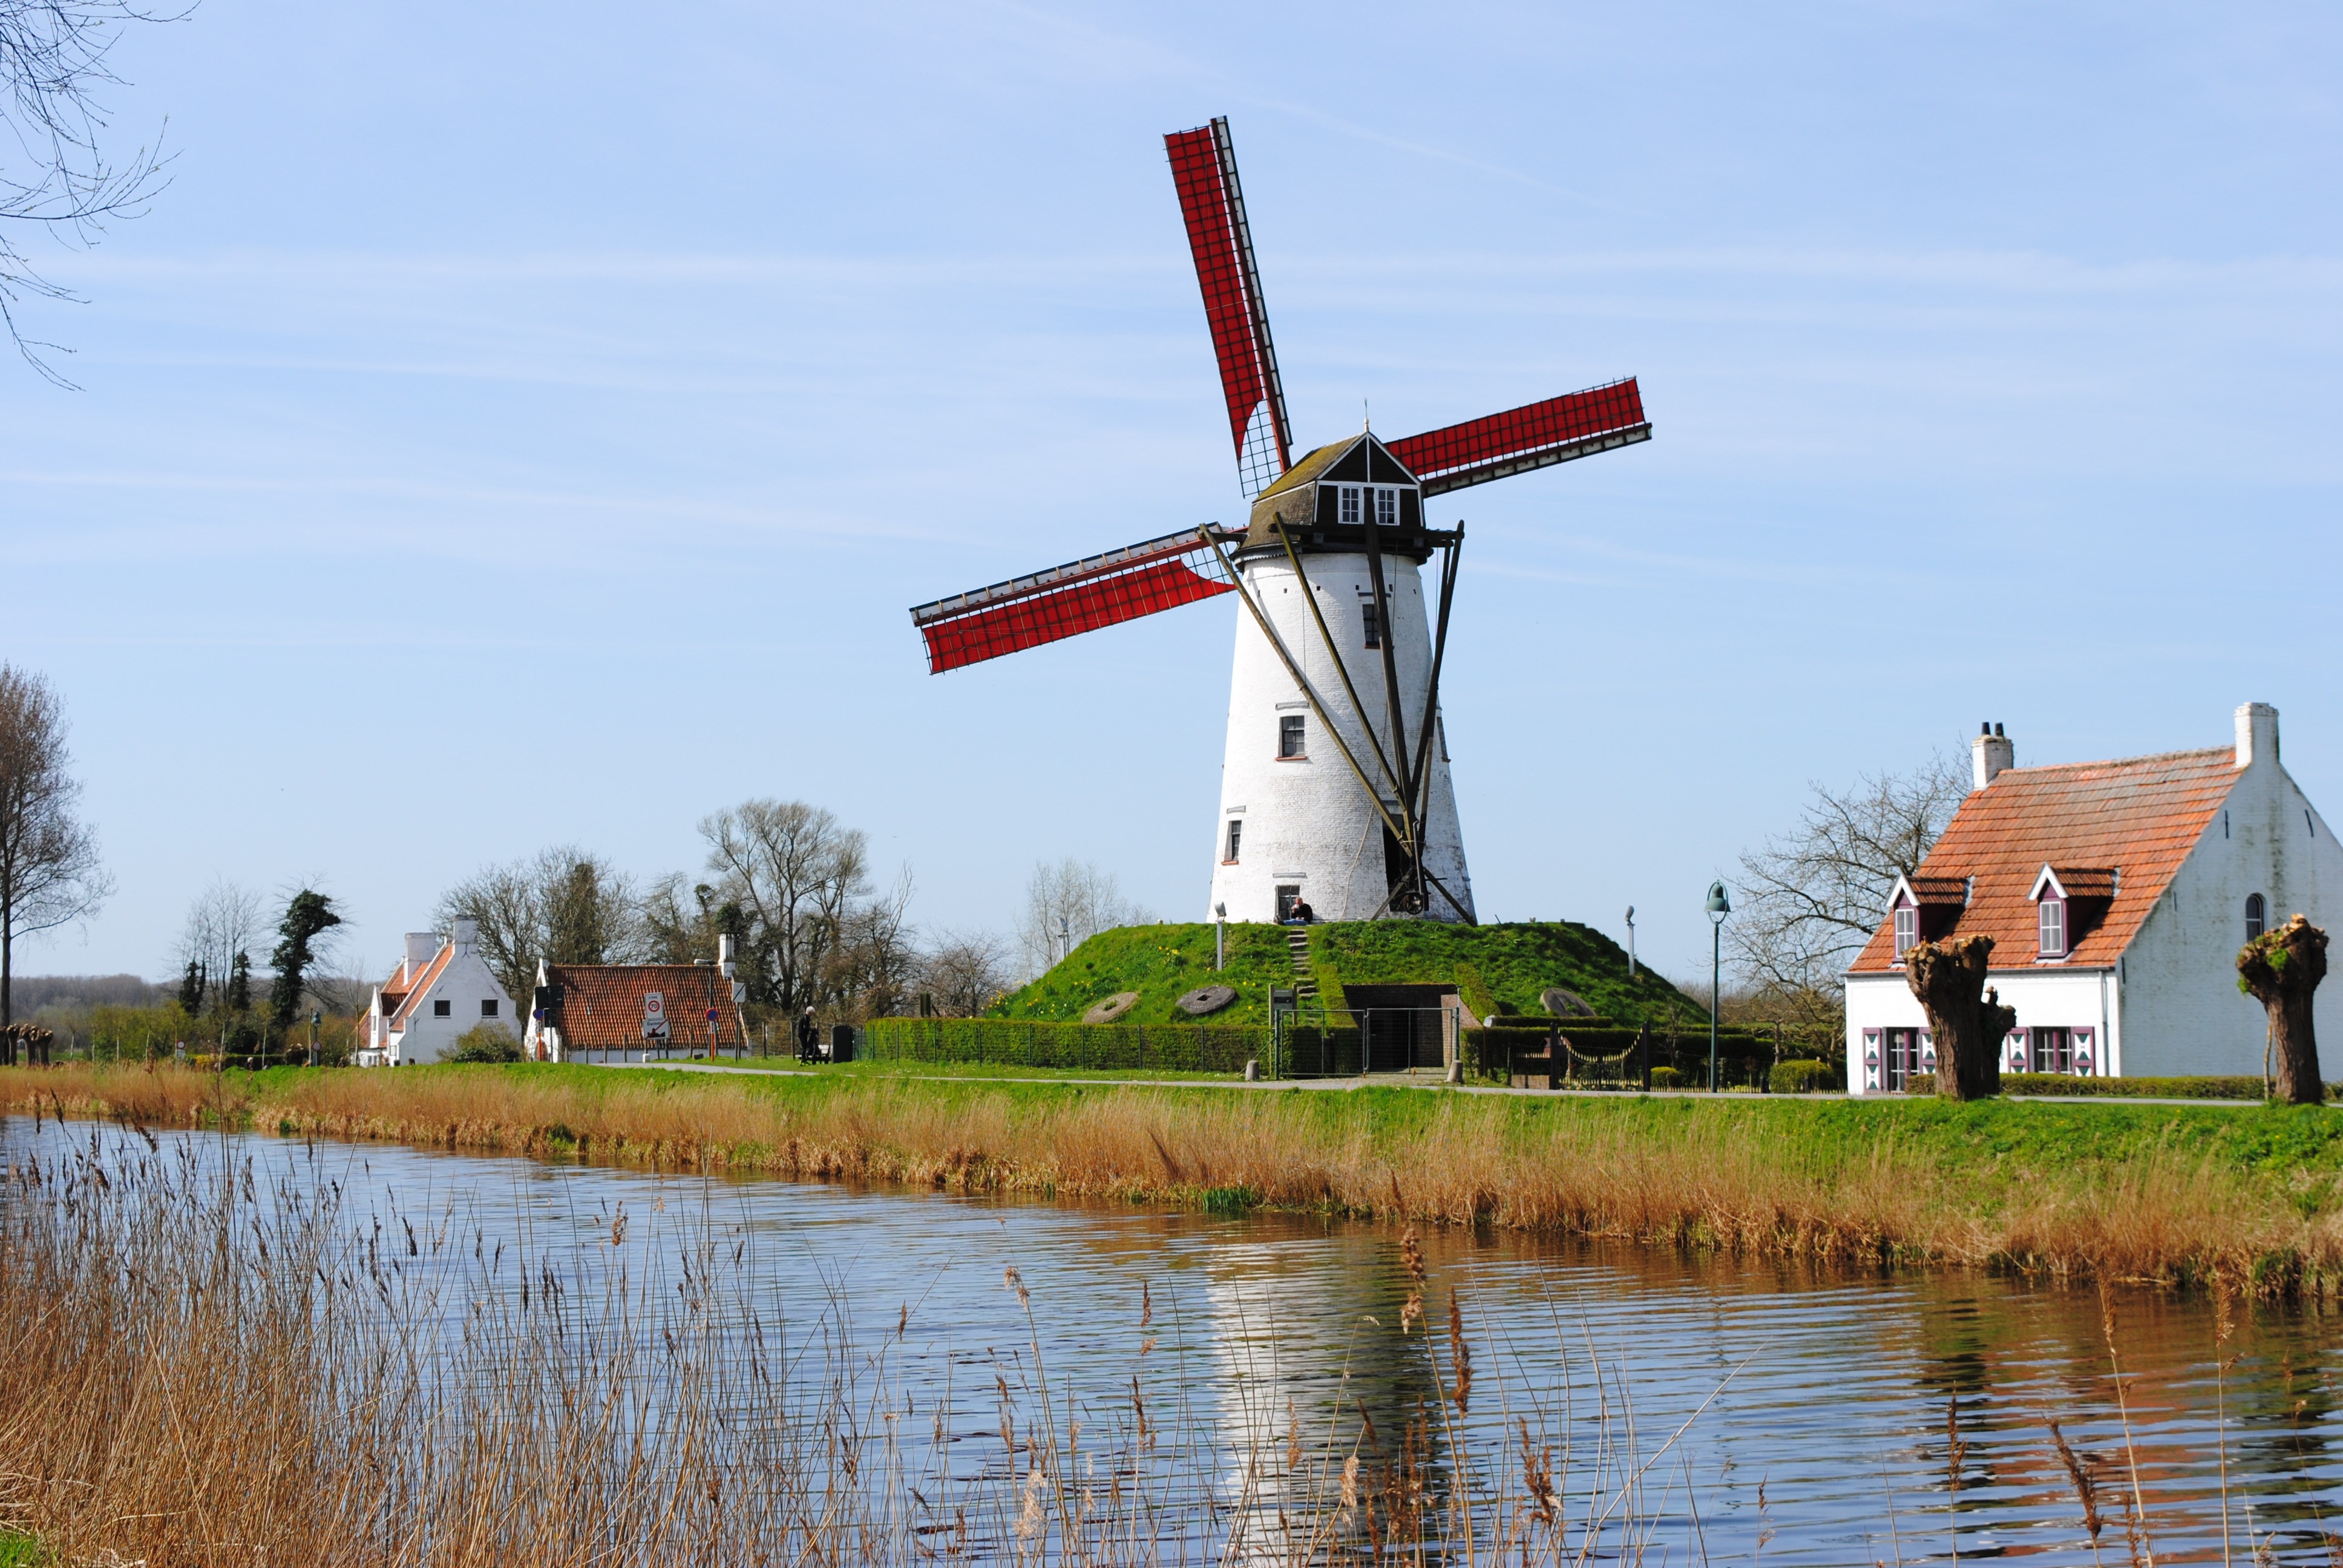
top-left (7, 1114), bottom-right (2343, 1564)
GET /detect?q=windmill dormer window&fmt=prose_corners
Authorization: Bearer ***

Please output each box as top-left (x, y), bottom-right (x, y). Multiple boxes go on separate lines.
top-left (1339, 487), bottom-right (1360, 525)
top-left (1375, 488), bottom-right (1397, 526)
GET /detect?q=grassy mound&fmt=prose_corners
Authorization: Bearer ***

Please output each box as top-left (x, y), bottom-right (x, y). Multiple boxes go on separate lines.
top-left (987, 920), bottom-right (1703, 1027)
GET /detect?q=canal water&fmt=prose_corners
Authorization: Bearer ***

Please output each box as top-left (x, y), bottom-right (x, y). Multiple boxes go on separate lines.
top-left (7, 1114), bottom-right (2339, 1564)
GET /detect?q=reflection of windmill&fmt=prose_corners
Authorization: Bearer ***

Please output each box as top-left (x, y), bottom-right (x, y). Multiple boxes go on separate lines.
top-left (909, 117), bottom-right (1651, 923)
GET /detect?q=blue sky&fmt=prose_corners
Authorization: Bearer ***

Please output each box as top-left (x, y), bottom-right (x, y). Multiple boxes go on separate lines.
top-left (5, 1), bottom-right (2340, 987)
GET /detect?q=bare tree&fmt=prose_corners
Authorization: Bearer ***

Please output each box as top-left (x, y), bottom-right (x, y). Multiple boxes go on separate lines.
top-left (1729, 751), bottom-right (1970, 1004)
top-left (921, 930), bottom-right (1014, 1017)
top-left (821, 866), bottom-right (918, 1021)
top-left (435, 847), bottom-right (643, 1008)
top-left (173, 878), bottom-right (263, 1017)
top-left (0, 665), bottom-right (111, 1025)
top-left (699, 800), bottom-right (870, 1016)
top-left (1017, 858), bottom-right (1153, 978)
top-left (2, 0), bottom-right (180, 384)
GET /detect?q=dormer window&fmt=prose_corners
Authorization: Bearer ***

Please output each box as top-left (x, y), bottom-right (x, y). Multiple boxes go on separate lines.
top-left (1339, 486), bottom-right (1360, 524)
top-left (2037, 897), bottom-right (2066, 959)
top-left (1893, 903), bottom-right (1917, 958)
top-left (1375, 488), bottom-right (1397, 526)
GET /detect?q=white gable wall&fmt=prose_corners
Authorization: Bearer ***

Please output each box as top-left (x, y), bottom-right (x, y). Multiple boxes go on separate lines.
top-left (358, 921), bottom-right (518, 1066)
top-left (2120, 747), bottom-right (2343, 1077)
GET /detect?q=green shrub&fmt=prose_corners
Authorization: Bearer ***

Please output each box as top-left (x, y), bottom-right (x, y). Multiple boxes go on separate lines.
top-left (450, 1024), bottom-right (524, 1063)
top-left (1770, 1058), bottom-right (1837, 1094)
top-left (1650, 1065), bottom-right (1685, 1090)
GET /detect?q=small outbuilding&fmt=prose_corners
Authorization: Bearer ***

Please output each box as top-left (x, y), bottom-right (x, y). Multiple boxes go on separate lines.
top-left (523, 946), bottom-right (750, 1064)
top-left (353, 920), bottom-right (517, 1067)
top-left (1846, 704), bottom-right (2343, 1092)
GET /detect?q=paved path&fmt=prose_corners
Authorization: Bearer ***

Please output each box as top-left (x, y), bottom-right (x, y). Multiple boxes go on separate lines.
top-left (600, 1060), bottom-right (2299, 1107)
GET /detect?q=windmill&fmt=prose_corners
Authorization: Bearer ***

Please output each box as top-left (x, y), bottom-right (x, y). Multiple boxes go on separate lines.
top-left (908, 117), bottom-right (1651, 925)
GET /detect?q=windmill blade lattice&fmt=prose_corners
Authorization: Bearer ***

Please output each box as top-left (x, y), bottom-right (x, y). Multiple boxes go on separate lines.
top-left (1165, 117), bottom-right (1292, 497)
top-left (1388, 378), bottom-right (1652, 497)
top-left (908, 528), bottom-right (1239, 674)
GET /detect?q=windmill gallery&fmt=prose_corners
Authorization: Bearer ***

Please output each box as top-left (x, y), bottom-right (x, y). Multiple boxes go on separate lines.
top-left (908, 117), bottom-right (1652, 927)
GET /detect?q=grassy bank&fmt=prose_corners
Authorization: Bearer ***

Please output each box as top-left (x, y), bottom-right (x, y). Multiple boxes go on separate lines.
top-left (7, 1061), bottom-right (2343, 1292)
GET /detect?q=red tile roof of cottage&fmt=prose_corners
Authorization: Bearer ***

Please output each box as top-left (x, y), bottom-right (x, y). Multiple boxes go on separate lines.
top-left (1850, 746), bottom-right (2240, 974)
top-left (540, 964), bottom-right (746, 1051)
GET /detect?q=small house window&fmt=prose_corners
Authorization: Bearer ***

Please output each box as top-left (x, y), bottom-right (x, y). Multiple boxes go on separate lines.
top-left (2031, 1027), bottom-right (2073, 1074)
top-left (1375, 487), bottom-right (1397, 526)
top-left (1278, 714), bottom-right (1306, 759)
top-left (480, 999), bottom-right (499, 1018)
top-left (1892, 904), bottom-right (1917, 959)
top-left (1224, 820), bottom-right (1242, 862)
top-left (1339, 486), bottom-right (1360, 525)
top-left (2246, 893), bottom-right (2267, 941)
top-left (2038, 897), bottom-right (2066, 958)
top-left (1362, 602), bottom-right (1382, 648)
top-left (433, 999), bottom-right (452, 1018)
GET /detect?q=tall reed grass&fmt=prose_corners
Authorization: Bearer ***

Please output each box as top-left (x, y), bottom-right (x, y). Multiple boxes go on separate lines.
top-left (7, 1060), bottom-right (2343, 1294)
top-left (0, 1121), bottom-right (1789, 1566)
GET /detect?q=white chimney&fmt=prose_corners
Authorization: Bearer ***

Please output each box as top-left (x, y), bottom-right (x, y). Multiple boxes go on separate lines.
top-left (2236, 702), bottom-right (2279, 768)
top-left (1971, 722), bottom-right (2013, 789)
top-left (402, 932), bottom-right (437, 973)
top-left (451, 918), bottom-right (478, 951)
top-left (718, 933), bottom-right (737, 979)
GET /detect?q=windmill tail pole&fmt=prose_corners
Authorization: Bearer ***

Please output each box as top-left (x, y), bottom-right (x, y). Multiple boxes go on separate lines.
top-left (2238, 915), bottom-right (2329, 1105)
top-left (1902, 935), bottom-right (2005, 1101)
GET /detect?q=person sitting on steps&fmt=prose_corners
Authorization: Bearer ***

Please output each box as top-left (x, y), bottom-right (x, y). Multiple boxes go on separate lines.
top-left (1285, 897), bottom-right (1316, 926)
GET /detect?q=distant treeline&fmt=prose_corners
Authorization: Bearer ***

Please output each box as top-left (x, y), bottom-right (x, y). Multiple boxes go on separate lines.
top-left (7, 975), bottom-right (170, 1014)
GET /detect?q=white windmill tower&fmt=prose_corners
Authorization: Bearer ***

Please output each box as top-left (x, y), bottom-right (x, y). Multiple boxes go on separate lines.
top-left (908, 117), bottom-right (1653, 924)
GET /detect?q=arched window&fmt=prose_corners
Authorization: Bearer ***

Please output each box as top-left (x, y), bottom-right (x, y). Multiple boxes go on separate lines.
top-left (2246, 893), bottom-right (2267, 941)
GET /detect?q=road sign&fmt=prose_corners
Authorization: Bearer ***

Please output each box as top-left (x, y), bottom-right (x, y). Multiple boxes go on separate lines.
top-left (642, 991), bottom-right (667, 1041)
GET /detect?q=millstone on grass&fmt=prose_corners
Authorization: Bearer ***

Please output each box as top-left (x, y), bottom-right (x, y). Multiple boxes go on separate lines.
top-left (1083, 992), bottom-right (1141, 1025)
top-left (1176, 985), bottom-right (1237, 1018)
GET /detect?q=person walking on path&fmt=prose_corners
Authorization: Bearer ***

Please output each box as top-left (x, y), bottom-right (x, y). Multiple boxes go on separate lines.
top-left (795, 1006), bottom-right (819, 1063)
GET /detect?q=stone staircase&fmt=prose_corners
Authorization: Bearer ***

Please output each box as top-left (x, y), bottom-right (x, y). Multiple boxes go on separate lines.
top-left (1285, 929), bottom-right (1318, 1005)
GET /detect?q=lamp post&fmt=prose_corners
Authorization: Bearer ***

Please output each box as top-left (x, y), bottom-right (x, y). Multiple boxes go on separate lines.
top-left (308, 1010), bottom-right (320, 1068)
top-left (1214, 903), bottom-right (1227, 972)
top-left (1704, 882), bottom-right (1731, 1091)
top-left (1624, 906), bottom-right (1637, 979)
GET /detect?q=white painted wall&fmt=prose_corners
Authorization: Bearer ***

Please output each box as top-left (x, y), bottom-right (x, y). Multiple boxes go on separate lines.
top-left (1204, 549), bottom-right (1473, 924)
top-left (354, 920), bottom-right (517, 1066)
top-left (2120, 710), bottom-right (2343, 1076)
top-left (1847, 967), bottom-right (2120, 1093)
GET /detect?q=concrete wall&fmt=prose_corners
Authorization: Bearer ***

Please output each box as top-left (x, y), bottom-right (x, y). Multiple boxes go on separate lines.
top-left (1204, 547), bottom-right (1473, 924)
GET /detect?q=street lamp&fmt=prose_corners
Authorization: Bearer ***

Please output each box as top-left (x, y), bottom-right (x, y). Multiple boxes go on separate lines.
top-left (1705, 882), bottom-right (1731, 1091)
top-left (1214, 903), bottom-right (1228, 972)
top-left (1624, 906), bottom-right (1637, 979)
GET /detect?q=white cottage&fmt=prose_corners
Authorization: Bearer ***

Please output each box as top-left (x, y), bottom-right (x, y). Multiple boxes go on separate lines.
top-left (352, 920), bottom-right (517, 1067)
top-left (1846, 704), bottom-right (2343, 1093)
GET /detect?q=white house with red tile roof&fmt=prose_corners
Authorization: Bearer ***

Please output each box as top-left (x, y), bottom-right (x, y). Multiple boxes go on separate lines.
top-left (1846, 704), bottom-right (2343, 1093)
top-left (353, 920), bottom-right (518, 1067)
top-left (522, 944), bottom-right (749, 1064)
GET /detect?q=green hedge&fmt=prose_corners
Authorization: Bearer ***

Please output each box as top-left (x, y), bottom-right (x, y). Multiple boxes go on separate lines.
top-left (2001, 1073), bottom-right (2275, 1100)
top-left (862, 1018), bottom-right (1264, 1074)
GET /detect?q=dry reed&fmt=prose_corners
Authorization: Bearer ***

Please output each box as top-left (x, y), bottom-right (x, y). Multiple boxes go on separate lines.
top-left (6, 1061), bottom-right (2341, 1295)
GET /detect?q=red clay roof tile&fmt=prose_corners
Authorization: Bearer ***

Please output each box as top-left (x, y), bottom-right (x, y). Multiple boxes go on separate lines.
top-left (1851, 747), bottom-right (2238, 974)
top-left (541, 964), bottom-right (747, 1051)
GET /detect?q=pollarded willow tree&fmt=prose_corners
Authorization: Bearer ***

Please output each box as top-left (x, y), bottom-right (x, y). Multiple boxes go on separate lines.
top-left (2239, 913), bottom-right (2327, 1106)
top-left (0, 665), bottom-right (112, 1027)
top-left (1903, 934), bottom-right (2013, 1101)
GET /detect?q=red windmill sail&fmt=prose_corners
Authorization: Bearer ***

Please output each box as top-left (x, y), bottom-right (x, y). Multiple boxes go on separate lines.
top-left (1388, 379), bottom-right (1651, 496)
top-left (1165, 117), bottom-right (1291, 497)
top-left (909, 529), bottom-right (1237, 675)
